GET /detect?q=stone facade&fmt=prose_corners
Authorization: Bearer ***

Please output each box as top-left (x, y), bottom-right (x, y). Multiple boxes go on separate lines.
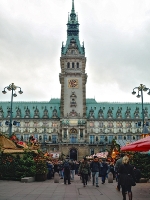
top-left (0, 1), bottom-right (150, 160)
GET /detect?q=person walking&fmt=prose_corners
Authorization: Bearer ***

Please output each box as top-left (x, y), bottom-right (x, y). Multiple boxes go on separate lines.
top-left (109, 162), bottom-right (115, 179)
top-left (101, 159), bottom-right (108, 184)
top-left (115, 153), bottom-right (124, 191)
top-left (70, 160), bottom-right (75, 180)
top-left (90, 156), bottom-right (101, 187)
top-left (63, 157), bottom-right (71, 185)
top-left (58, 161), bottom-right (64, 179)
top-left (119, 156), bottom-right (135, 200)
top-left (78, 158), bottom-right (90, 187)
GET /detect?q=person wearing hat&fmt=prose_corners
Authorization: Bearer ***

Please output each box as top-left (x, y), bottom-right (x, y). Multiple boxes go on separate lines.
top-left (78, 157), bottom-right (90, 187)
top-left (90, 156), bottom-right (101, 187)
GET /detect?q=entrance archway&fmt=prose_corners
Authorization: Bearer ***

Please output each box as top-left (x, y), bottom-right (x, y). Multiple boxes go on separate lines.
top-left (70, 148), bottom-right (77, 160)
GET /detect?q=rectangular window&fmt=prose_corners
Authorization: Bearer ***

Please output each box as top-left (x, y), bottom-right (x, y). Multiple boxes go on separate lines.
top-left (16, 134), bottom-right (21, 140)
top-left (118, 135), bottom-right (122, 140)
top-left (43, 134), bottom-right (48, 142)
top-left (108, 135), bottom-right (113, 143)
top-left (52, 122), bottom-right (57, 127)
top-left (127, 135), bottom-right (132, 140)
top-left (89, 135), bottom-right (95, 144)
top-left (34, 122), bottom-right (38, 127)
top-left (100, 135), bottom-right (104, 144)
top-left (80, 129), bottom-right (83, 138)
top-left (25, 122), bottom-right (29, 127)
top-left (52, 135), bottom-right (57, 143)
top-left (89, 122), bottom-right (94, 127)
top-left (16, 122), bottom-right (20, 127)
top-left (146, 122), bottom-right (149, 126)
top-left (64, 129), bottom-right (67, 139)
top-left (70, 135), bottom-right (77, 143)
top-left (136, 135), bottom-right (141, 140)
top-left (99, 122), bottom-right (103, 128)
top-left (24, 134), bottom-right (29, 141)
top-left (0, 122), bottom-right (2, 126)
top-left (90, 148), bottom-right (94, 155)
top-left (34, 134), bottom-right (38, 140)
top-left (126, 122), bottom-right (131, 128)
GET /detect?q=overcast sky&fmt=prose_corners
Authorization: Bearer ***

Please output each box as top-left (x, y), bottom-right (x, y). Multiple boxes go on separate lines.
top-left (0, 0), bottom-right (150, 104)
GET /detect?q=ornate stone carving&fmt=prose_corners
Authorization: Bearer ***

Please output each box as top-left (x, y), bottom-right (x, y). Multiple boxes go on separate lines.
top-left (89, 107), bottom-right (95, 119)
top-left (43, 107), bottom-right (49, 118)
top-left (107, 107), bottom-right (113, 118)
top-left (116, 107), bottom-right (122, 118)
top-left (98, 107), bottom-right (104, 119)
top-left (134, 107), bottom-right (140, 119)
top-left (16, 107), bottom-right (21, 118)
top-left (24, 107), bottom-right (30, 118)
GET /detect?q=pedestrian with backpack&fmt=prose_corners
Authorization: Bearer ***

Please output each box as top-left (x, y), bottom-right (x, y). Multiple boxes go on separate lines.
top-left (63, 158), bottom-right (71, 185)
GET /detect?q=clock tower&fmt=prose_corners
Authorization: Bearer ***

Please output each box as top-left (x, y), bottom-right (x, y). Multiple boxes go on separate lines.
top-left (59, 0), bottom-right (87, 119)
top-left (59, 0), bottom-right (87, 151)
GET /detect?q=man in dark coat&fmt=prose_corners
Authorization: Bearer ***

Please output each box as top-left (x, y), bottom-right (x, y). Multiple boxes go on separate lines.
top-left (101, 159), bottom-right (108, 184)
top-left (63, 157), bottom-right (71, 185)
top-left (90, 156), bottom-right (101, 187)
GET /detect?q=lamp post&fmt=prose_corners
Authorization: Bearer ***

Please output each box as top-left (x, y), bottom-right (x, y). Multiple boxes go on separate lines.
top-left (132, 84), bottom-right (150, 128)
top-left (2, 83), bottom-right (23, 137)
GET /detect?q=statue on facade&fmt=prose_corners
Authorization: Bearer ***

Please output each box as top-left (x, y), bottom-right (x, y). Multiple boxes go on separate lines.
top-left (116, 107), bottom-right (122, 118)
top-left (98, 107), bottom-right (104, 118)
top-left (16, 107), bottom-right (21, 118)
top-left (43, 107), bottom-right (48, 118)
top-left (125, 107), bottom-right (131, 118)
top-left (107, 107), bottom-right (113, 118)
top-left (25, 107), bottom-right (30, 118)
top-left (89, 107), bottom-right (95, 119)
top-left (34, 107), bottom-right (39, 118)
top-left (52, 108), bottom-right (58, 118)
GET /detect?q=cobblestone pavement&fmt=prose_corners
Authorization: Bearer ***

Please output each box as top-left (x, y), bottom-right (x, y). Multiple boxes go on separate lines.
top-left (0, 175), bottom-right (150, 200)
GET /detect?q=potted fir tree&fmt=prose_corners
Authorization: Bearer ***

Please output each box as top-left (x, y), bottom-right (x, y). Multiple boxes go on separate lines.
top-left (34, 156), bottom-right (48, 181)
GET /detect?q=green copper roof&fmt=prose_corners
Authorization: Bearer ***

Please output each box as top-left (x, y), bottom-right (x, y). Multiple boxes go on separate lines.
top-left (61, 0), bottom-right (85, 55)
top-left (0, 98), bottom-right (150, 120)
top-left (0, 99), bottom-right (60, 118)
top-left (86, 99), bottom-right (150, 119)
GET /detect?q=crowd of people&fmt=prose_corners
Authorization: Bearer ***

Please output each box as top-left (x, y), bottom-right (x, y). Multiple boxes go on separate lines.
top-left (46, 154), bottom-right (141, 200)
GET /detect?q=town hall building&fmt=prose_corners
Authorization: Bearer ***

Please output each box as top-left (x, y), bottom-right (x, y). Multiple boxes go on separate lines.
top-left (0, 0), bottom-right (150, 160)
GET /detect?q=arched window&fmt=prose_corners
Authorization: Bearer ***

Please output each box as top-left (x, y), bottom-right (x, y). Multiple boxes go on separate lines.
top-left (77, 62), bottom-right (79, 68)
top-left (67, 62), bottom-right (70, 68)
top-left (72, 62), bottom-right (74, 68)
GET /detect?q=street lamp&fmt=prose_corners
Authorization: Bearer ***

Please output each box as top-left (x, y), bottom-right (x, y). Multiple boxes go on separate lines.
top-left (132, 84), bottom-right (150, 128)
top-left (2, 83), bottom-right (23, 137)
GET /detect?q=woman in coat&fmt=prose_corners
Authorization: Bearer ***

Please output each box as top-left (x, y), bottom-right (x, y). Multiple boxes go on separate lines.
top-left (119, 156), bottom-right (135, 200)
top-left (78, 158), bottom-right (90, 187)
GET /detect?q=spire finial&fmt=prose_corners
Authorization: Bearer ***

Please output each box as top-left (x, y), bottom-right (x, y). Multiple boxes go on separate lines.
top-left (72, 0), bottom-right (75, 12)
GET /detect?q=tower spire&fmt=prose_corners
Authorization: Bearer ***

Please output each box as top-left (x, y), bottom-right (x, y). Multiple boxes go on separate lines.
top-left (72, 0), bottom-right (75, 12)
top-left (61, 0), bottom-right (85, 55)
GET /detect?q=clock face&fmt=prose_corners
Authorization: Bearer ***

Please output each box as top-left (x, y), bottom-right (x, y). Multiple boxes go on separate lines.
top-left (68, 79), bottom-right (79, 88)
